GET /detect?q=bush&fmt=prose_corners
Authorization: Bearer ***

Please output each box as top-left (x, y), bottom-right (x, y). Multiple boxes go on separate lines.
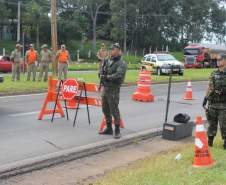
top-left (0, 40), bottom-right (16, 55)
top-left (171, 51), bottom-right (184, 62)
top-left (122, 55), bottom-right (142, 64)
top-left (67, 40), bottom-right (111, 61)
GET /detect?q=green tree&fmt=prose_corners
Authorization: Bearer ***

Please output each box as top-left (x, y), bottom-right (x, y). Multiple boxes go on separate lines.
top-left (77, 0), bottom-right (109, 51)
top-left (0, 0), bottom-right (10, 40)
top-left (23, 0), bottom-right (49, 48)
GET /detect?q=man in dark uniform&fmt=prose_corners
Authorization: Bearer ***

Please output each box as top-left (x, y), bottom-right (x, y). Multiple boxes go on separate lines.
top-left (99, 43), bottom-right (127, 139)
top-left (203, 53), bottom-right (226, 149)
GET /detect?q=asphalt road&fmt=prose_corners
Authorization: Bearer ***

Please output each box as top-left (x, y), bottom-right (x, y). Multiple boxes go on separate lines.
top-left (0, 81), bottom-right (207, 167)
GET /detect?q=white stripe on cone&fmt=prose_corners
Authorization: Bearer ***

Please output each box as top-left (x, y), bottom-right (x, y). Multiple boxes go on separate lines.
top-left (196, 125), bottom-right (205, 132)
top-left (139, 74), bottom-right (151, 77)
top-left (138, 84), bottom-right (151, 87)
top-left (186, 87), bottom-right (192, 92)
top-left (195, 138), bottom-right (204, 149)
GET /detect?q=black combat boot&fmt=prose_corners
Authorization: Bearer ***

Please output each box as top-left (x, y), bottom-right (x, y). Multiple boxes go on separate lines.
top-left (114, 124), bottom-right (121, 139)
top-left (223, 140), bottom-right (226, 150)
top-left (99, 122), bottom-right (113, 135)
top-left (208, 136), bottom-right (214, 147)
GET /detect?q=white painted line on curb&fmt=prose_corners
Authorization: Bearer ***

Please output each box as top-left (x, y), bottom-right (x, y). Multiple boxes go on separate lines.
top-left (0, 81), bottom-right (208, 99)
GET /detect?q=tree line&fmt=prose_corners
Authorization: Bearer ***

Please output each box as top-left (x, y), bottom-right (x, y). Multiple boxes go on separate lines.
top-left (1, 0), bottom-right (226, 53)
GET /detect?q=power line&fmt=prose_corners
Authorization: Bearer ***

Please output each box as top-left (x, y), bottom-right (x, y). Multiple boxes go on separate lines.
top-left (0, 0), bottom-right (51, 9)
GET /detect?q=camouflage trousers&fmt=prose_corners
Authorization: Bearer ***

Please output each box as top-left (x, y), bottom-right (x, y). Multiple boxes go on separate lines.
top-left (12, 62), bottom-right (20, 81)
top-left (27, 63), bottom-right (37, 81)
top-left (206, 106), bottom-right (226, 139)
top-left (58, 63), bottom-right (68, 80)
top-left (102, 86), bottom-right (121, 126)
top-left (38, 63), bottom-right (49, 82)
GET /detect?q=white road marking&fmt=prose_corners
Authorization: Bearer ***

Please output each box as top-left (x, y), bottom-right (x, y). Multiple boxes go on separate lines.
top-left (9, 111), bottom-right (40, 117)
top-left (8, 105), bottom-right (88, 117)
top-left (0, 93), bottom-right (45, 99)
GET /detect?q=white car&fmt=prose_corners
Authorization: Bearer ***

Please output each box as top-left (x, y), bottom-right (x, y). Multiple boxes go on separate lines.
top-left (141, 53), bottom-right (185, 76)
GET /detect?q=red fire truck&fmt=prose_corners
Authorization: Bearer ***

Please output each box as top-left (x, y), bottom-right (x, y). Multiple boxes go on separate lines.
top-left (184, 43), bottom-right (226, 68)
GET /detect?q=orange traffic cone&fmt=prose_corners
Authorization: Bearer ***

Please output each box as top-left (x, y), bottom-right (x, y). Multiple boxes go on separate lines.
top-left (193, 116), bottom-right (215, 168)
top-left (99, 116), bottom-right (125, 133)
top-left (183, 80), bottom-right (193, 100)
top-left (132, 70), bottom-right (154, 102)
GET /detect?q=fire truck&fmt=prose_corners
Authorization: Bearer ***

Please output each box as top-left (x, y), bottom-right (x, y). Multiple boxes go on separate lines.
top-left (184, 43), bottom-right (226, 68)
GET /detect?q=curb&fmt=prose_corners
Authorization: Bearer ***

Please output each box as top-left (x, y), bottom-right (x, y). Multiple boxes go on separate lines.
top-left (0, 127), bottom-right (162, 179)
top-left (0, 80), bottom-right (208, 97)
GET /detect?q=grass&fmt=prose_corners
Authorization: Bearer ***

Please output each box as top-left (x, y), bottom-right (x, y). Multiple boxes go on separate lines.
top-left (0, 69), bottom-right (214, 94)
top-left (94, 136), bottom-right (226, 185)
top-left (0, 75), bottom-right (48, 95)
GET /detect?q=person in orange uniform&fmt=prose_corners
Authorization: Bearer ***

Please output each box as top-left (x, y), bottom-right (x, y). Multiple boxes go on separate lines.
top-left (25, 44), bottom-right (39, 81)
top-left (56, 44), bottom-right (71, 80)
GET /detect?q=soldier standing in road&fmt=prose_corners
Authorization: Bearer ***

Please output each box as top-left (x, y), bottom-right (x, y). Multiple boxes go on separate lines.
top-left (56, 45), bottom-right (71, 80)
top-left (38, 44), bottom-right (52, 82)
top-left (10, 44), bottom-right (22, 81)
top-left (97, 43), bottom-right (108, 72)
top-left (203, 53), bottom-right (226, 149)
top-left (99, 43), bottom-right (127, 139)
top-left (25, 44), bottom-right (38, 81)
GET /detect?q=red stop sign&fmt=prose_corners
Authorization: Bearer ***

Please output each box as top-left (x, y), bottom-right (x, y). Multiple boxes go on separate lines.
top-left (61, 79), bottom-right (79, 100)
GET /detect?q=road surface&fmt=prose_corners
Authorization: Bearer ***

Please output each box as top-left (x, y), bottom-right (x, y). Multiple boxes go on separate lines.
top-left (0, 81), bottom-right (207, 167)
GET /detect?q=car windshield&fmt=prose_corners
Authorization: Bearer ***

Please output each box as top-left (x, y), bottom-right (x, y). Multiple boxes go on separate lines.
top-left (184, 49), bottom-right (200, 55)
top-left (157, 54), bottom-right (176, 61)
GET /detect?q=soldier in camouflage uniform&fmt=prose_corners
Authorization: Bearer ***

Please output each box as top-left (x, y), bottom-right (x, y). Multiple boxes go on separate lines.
top-left (38, 44), bottom-right (52, 82)
top-left (97, 43), bottom-right (109, 72)
top-left (99, 43), bottom-right (127, 139)
top-left (203, 53), bottom-right (226, 149)
top-left (10, 44), bottom-right (22, 81)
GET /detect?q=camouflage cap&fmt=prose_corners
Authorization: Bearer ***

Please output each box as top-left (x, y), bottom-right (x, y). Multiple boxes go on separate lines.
top-left (61, 44), bottom-right (66, 48)
top-left (110, 43), bottom-right (121, 50)
top-left (29, 44), bottom-right (34, 47)
top-left (16, 44), bottom-right (21, 48)
top-left (41, 44), bottom-right (48, 49)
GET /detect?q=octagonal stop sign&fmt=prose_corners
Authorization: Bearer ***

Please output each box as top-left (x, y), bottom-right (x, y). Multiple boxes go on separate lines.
top-left (62, 79), bottom-right (79, 100)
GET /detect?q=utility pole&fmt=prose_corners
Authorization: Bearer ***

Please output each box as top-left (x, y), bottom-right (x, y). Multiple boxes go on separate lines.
top-left (123, 0), bottom-right (127, 53)
top-left (51, 0), bottom-right (58, 76)
top-left (17, 1), bottom-right (21, 42)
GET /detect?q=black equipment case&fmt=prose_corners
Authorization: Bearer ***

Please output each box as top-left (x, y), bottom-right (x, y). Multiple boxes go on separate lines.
top-left (162, 121), bottom-right (193, 140)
